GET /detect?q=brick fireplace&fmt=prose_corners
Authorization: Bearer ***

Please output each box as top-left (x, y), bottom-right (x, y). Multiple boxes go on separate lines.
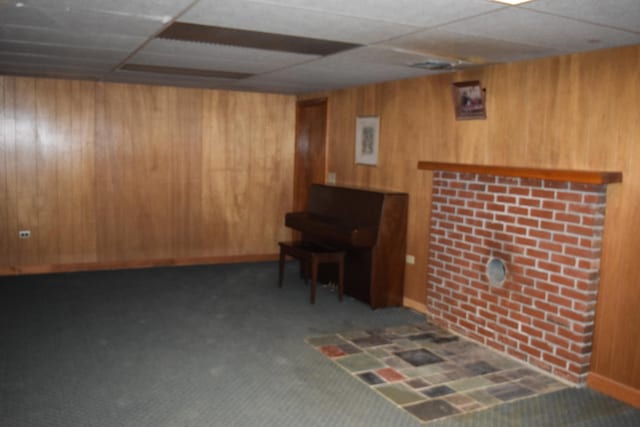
top-left (419, 162), bottom-right (622, 384)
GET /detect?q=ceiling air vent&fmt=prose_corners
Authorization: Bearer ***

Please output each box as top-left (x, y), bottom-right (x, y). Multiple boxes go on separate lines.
top-left (157, 22), bottom-right (360, 56)
top-left (409, 60), bottom-right (460, 71)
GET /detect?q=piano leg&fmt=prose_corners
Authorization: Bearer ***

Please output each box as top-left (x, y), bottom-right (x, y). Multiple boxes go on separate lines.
top-left (338, 256), bottom-right (344, 302)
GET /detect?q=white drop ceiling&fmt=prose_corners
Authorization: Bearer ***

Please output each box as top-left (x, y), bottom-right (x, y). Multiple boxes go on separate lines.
top-left (1, 0), bottom-right (639, 94)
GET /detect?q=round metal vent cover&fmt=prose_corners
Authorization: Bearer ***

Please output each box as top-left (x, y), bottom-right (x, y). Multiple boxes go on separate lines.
top-left (486, 258), bottom-right (507, 286)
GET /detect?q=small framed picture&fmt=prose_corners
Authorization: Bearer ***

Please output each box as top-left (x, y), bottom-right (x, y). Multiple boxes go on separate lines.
top-left (452, 80), bottom-right (486, 120)
top-left (355, 116), bottom-right (379, 166)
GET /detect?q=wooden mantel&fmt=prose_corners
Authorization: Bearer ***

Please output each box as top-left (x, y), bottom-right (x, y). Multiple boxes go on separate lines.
top-left (417, 161), bottom-right (622, 185)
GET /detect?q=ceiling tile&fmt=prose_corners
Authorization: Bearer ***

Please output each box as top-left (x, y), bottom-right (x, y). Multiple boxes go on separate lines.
top-left (12, 6), bottom-right (164, 37)
top-left (524, 0), bottom-right (640, 33)
top-left (18, 0), bottom-right (193, 20)
top-left (380, 28), bottom-right (561, 64)
top-left (132, 39), bottom-right (319, 74)
top-left (248, 0), bottom-right (505, 27)
top-left (0, 40), bottom-right (132, 64)
top-left (256, 47), bottom-right (435, 90)
top-left (180, 0), bottom-right (420, 43)
top-left (440, 7), bottom-right (640, 54)
top-left (0, 24), bottom-right (145, 51)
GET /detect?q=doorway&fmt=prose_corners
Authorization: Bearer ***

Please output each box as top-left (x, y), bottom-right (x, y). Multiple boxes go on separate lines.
top-left (293, 98), bottom-right (328, 211)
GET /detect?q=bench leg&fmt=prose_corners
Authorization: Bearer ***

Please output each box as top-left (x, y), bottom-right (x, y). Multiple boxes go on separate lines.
top-left (311, 256), bottom-right (318, 304)
top-left (278, 248), bottom-right (285, 288)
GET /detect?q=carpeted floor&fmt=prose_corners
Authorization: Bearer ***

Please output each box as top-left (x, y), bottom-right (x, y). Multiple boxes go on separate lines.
top-left (0, 261), bottom-right (638, 426)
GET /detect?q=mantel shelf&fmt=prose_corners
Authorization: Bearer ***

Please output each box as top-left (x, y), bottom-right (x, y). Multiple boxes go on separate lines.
top-left (417, 161), bottom-right (622, 185)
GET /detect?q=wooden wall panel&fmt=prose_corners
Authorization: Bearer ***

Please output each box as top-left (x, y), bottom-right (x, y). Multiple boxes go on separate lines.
top-left (1, 76), bottom-right (295, 272)
top-left (318, 45), bottom-right (640, 391)
top-left (0, 77), bottom-right (10, 265)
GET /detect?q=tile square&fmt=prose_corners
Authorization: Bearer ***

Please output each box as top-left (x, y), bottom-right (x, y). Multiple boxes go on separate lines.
top-left (465, 389), bottom-right (502, 406)
top-left (464, 361), bottom-right (499, 376)
top-left (319, 345), bottom-right (346, 358)
top-left (406, 378), bottom-right (430, 389)
top-left (366, 348), bottom-right (390, 358)
top-left (357, 371), bottom-right (385, 385)
top-left (423, 373), bottom-right (450, 385)
top-left (337, 343), bottom-right (362, 355)
top-left (485, 372), bottom-right (512, 384)
top-left (407, 332), bottom-right (435, 341)
top-left (422, 385), bottom-right (455, 398)
top-left (486, 382), bottom-right (535, 402)
top-left (394, 348), bottom-right (443, 367)
top-left (376, 367), bottom-right (406, 382)
top-left (336, 353), bottom-right (385, 372)
top-left (375, 383), bottom-right (425, 405)
top-left (444, 392), bottom-right (476, 407)
top-left (447, 376), bottom-right (494, 392)
top-left (383, 356), bottom-right (412, 370)
top-left (353, 334), bottom-right (392, 348)
top-left (432, 335), bottom-right (458, 344)
top-left (405, 399), bottom-right (460, 422)
top-left (443, 369), bottom-right (472, 381)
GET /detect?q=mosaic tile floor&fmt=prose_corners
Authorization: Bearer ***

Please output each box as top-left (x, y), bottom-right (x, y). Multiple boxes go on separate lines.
top-left (307, 323), bottom-right (569, 424)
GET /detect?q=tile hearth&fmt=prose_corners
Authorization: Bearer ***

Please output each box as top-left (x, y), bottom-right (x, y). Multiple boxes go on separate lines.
top-left (307, 322), bottom-right (568, 423)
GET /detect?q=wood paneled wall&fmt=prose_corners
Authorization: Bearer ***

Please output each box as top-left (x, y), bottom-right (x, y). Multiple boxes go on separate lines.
top-left (1, 77), bottom-right (295, 271)
top-left (314, 45), bottom-right (640, 393)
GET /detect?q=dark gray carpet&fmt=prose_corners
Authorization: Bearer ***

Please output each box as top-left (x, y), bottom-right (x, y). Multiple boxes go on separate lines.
top-left (0, 262), bottom-right (638, 426)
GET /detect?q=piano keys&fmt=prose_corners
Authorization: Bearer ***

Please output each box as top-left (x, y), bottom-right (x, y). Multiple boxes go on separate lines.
top-left (285, 184), bottom-right (408, 308)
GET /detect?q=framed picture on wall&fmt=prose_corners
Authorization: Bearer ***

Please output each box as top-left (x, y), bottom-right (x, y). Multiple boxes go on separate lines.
top-left (355, 116), bottom-right (379, 166)
top-left (452, 80), bottom-right (486, 120)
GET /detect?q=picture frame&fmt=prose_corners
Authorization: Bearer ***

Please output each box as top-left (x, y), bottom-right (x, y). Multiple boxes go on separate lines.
top-left (355, 116), bottom-right (379, 166)
top-left (452, 80), bottom-right (486, 120)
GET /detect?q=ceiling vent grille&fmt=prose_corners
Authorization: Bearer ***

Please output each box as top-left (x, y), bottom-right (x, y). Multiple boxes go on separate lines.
top-left (157, 22), bottom-right (360, 56)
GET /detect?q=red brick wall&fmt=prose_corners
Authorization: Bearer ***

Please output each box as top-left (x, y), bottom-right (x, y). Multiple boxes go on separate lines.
top-left (427, 171), bottom-right (607, 383)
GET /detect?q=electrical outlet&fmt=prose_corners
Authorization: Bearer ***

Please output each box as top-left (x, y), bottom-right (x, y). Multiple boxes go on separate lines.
top-left (327, 172), bottom-right (336, 184)
top-left (19, 230), bottom-right (31, 239)
top-left (405, 254), bottom-right (415, 265)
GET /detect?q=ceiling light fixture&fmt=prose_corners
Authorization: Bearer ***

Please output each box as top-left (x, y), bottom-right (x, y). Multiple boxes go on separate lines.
top-left (491, 0), bottom-right (534, 5)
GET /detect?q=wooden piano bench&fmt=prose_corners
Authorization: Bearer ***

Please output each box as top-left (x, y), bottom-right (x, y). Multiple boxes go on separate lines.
top-left (278, 241), bottom-right (345, 304)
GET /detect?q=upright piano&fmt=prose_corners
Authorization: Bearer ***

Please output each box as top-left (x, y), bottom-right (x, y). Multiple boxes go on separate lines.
top-left (285, 184), bottom-right (408, 308)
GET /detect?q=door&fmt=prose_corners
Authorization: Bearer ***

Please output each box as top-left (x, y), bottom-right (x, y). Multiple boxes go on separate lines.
top-left (294, 98), bottom-right (328, 211)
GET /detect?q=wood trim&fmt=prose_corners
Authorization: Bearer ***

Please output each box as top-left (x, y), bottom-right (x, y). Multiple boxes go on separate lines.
top-left (403, 297), bottom-right (427, 314)
top-left (417, 161), bottom-right (622, 184)
top-left (587, 372), bottom-right (640, 408)
top-left (297, 97), bottom-right (328, 108)
top-left (0, 254), bottom-right (279, 276)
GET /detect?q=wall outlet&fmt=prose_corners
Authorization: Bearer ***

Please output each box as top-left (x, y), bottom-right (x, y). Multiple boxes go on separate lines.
top-left (327, 172), bottom-right (336, 184)
top-left (19, 230), bottom-right (31, 239)
top-left (405, 254), bottom-right (415, 265)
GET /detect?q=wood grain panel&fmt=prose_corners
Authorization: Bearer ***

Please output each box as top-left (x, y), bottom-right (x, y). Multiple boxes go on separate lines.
top-left (0, 77), bottom-right (10, 264)
top-left (1, 76), bottom-right (295, 272)
top-left (315, 45), bottom-right (640, 392)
